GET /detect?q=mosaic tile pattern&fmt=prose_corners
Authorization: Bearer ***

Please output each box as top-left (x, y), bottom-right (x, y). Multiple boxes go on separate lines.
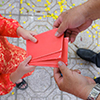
top-left (0, 0), bottom-right (100, 100)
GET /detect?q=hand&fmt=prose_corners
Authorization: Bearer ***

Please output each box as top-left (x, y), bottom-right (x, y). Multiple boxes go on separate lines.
top-left (53, 4), bottom-right (92, 43)
top-left (54, 61), bottom-right (96, 99)
top-left (16, 56), bottom-right (36, 76)
top-left (17, 27), bottom-right (37, 43)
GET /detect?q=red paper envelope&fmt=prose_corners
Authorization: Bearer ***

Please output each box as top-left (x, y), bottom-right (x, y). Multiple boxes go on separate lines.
top-left (26, 28), bottom-right (64, 60)
top-left (29, 37), bottom-right (68, 67)
top-left (32, 51), bottom-right (62, 61)
top-left (26, 28), bottom-right (68, 68)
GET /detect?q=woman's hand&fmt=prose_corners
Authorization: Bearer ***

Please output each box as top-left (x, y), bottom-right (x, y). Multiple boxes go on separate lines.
top-left (16, 56), bottom-right (36, 76)
top-left (10, 56), bottom-right (36, 83)
top-left (17, 27), bottom-right (38, 43)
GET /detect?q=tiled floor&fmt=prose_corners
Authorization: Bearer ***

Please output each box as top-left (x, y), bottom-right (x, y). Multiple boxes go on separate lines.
top-left (0, 0), bottom-right (100, 100)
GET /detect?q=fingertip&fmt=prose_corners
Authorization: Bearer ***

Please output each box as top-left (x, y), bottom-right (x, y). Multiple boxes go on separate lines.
top-left (55, 32), bottom-right (63, 37)
top-left (58, 61), bottom-right (65, 67)
top-left (70, 38), bottom-right (75, 43)
top-left (55, 32), bottom-right (60, 37)
top-left (28, 55), bottom-right (32, 59)
top-left (31, 37), bottom-right (37, 43)
top-left (34, 38), bottom-right (38, 43)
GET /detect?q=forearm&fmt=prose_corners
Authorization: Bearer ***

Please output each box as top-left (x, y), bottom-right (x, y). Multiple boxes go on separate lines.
top-left (0, 14), bottom-right (22, 37)
top-left (83, 0), bottom-right (100, 21)
top-left (10, 70), bottom-right (23, 83)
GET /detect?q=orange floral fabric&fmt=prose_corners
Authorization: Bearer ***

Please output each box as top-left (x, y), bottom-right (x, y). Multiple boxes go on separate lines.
top-left (0, 15), bottom-right (34, 95)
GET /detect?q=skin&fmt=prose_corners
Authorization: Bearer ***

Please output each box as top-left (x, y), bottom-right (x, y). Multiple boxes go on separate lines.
top-left (10, 56), bottom-right (36, 83)
top-left (10, 27), bottom-right (37, 84)
top-left (54, 61), bottom-right (96, 99)
top-left (54, 0), bottom-right (100, 42)
top-left (17, 27), bottom-right (38, 43)
top-left (53, 0), bottom-right (100, 99)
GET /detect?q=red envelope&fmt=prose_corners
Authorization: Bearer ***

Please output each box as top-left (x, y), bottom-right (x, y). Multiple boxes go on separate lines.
top-left (26, 28), bottom-right (68, 68)
top-left (32, 51), bottom-right (62, 61)
top-left (29, 37), bottom-right (68, 67)
top-left (26, 28), bottom-right (64, 60)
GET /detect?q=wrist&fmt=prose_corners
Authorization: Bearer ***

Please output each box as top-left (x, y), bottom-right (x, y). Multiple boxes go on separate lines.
top-left (79, 84), bottom-right (96, 99)
top-left (10, 70), bottom-right (24, 83)
top-left (17, 27), bottom-right (23, 36)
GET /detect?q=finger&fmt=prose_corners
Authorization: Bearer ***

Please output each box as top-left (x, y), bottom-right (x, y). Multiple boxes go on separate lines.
top-left (30, 31), bottom-right (38, 35)
top-left (21, 56), bottom-right (32, 66)
top-left (54, 68), bottom-right (61, 78)
top-left (64, 30), bottom-right (71, 41)
top-left (26, 65), bottom-right (36, 72)
top-left (54, 67), bottom-right (60, 74)
top-left (58, 61), bottom-right (71, 76)
top-left (70, 69), bottom-right (81, 74)
top-left (54, 68), bottom-right (63, 85)
top-left (28, 34), bottom-right (37, 43)
top-left (70, 32), bottom-right (78, 43)
top-left (55, 22), bottom-right (68, 37)
top-left (53, 17), bottom-right (61, 29)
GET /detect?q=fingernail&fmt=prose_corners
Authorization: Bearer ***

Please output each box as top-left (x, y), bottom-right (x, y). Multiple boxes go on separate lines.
top-left (55, 32), bottom-right (60, 37)
top-left (34, 39), bottom-right (37, 43)
top-left (29, 55), bottom-right (32, 58)
top-left (58, 61), bottom-right (64, 67)
top-left (71, 40), bottom-right (73, 43)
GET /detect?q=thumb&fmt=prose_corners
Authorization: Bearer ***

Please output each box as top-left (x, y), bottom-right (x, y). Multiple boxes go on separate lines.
top-left (22, 55), bottom-right (32, 66)
top-left (55, 22), bottom-right (68, 37)
top-left (58, 61), bottom-right (71, 76)
top-left (26, 65), bottom-right (36, 72)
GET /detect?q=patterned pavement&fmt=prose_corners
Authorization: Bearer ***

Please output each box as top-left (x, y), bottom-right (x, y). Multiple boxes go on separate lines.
top-left (0, 0), bottom-right (100, 100)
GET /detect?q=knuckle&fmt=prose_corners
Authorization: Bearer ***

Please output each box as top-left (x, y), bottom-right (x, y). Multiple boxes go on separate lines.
top-left (26, 35), bottom-right (29, 39)
top-left (24, 34), bottom-right (29, 39)
top-left (60, 67), bottom-right (65, 72)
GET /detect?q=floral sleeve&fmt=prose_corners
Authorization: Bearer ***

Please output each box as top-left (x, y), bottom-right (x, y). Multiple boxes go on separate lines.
top-left (0, 14), bottom-right (22, 37)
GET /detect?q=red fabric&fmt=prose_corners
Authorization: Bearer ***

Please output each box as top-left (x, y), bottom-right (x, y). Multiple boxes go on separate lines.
top-left (0, 15), bottom-right (34, 95)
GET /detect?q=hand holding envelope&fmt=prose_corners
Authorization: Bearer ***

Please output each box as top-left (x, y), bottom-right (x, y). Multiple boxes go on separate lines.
top-left (26, 28), bottom-right (68, 68)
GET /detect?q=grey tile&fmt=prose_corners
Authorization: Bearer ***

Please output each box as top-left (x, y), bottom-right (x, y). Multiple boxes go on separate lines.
top-left (62, 92), bottom-right (79, 100)
top-left (1, 88), bottom-right (16, 100)
top-left (0, 0), bottom-right (20, 15)
top-left (1, 0), bottom-right (100, 100)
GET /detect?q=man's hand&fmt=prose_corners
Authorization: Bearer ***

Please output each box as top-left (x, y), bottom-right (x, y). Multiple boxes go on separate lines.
top-left (17, 27), bottom-right (38, 43)
top-left (54, 61), bottom-right (96, 99)
top-left (53, 4), bottom-right (92, 43)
